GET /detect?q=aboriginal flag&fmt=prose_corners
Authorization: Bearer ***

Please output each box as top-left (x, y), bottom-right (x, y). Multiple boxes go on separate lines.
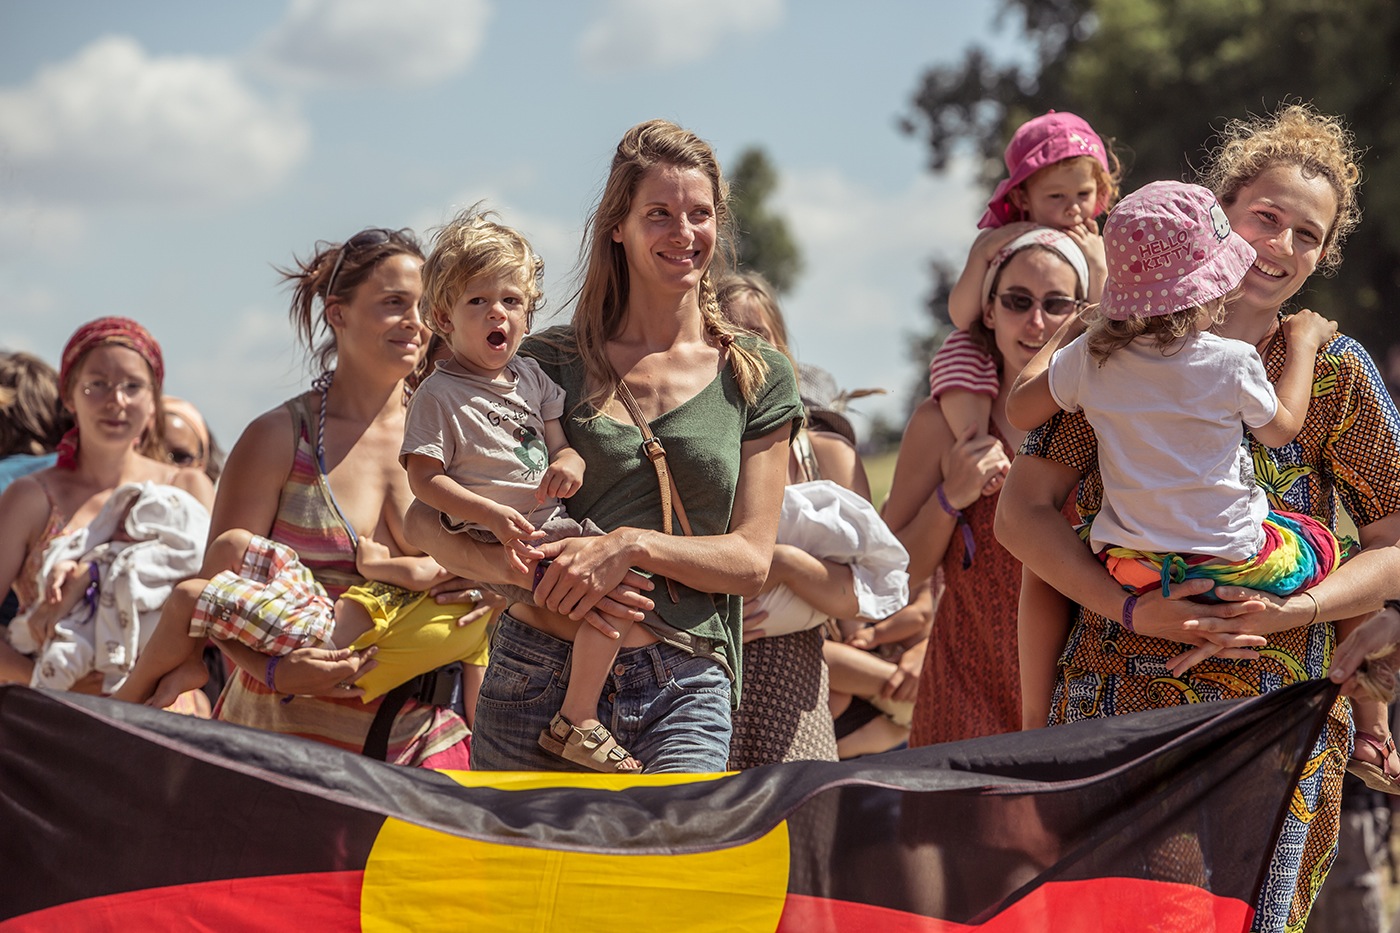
top-left (0, 679), bottom-right (1333, 932)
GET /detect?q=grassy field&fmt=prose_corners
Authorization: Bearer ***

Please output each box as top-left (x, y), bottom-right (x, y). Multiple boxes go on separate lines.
top-left (863, 447), bottom-right (899, 511)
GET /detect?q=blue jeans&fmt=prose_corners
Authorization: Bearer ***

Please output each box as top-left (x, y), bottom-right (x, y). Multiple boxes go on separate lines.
top-left (471, 612), bottom-right (733, 773)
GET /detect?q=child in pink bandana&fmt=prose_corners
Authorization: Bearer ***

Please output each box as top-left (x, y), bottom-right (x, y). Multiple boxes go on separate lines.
top-left (931, 111), bottom-right (1120, 489)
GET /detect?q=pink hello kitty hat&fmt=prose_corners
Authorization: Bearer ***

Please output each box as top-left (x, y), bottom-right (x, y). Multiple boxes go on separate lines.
top-left (1099, 180), bottom-right (1257, 321)
top-left (978, 110), bottom-right (1111, 229)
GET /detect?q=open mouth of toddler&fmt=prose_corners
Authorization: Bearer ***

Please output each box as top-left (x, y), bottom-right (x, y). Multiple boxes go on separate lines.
top-left (487, 331), bottom-right (507, 348)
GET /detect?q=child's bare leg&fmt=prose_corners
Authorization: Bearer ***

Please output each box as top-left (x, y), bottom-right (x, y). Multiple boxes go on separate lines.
top-left (328, 598), bottom-right (373, 649)
top-left (558, 620), bottom-right (640, 770)
top-left (938, 390), bottom-right (1000, 494)
top-left (202, 528), bottom-right (258, 577)
top-left (1018, 569), bottom-right (1072, 729)
top-left (112, 578), bottom-right (210, 705)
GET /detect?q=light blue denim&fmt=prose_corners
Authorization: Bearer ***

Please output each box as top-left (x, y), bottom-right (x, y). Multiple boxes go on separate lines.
top-left (470, 612), bottom-right (733, 773)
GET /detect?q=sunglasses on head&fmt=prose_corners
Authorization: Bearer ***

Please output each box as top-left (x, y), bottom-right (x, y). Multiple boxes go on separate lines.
top-left (325, 228), bottom-right (397, 299)
top-left (996, 292), bottom-right (1083, 316)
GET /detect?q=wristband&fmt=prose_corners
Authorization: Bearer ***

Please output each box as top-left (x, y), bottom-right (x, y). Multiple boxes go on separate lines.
top-left (81, 562), bottom-right (101, 622)
top-left (532, 558), bottom-right (553, 592)
top-left (1302, 590), bottom-right (1320, 625)
top-left (934, 484), bottom-right (976, 570)
top-left (266, 655), bottom-right (282, 692)
top-left (1122, 594), bottom-right (1138, 634)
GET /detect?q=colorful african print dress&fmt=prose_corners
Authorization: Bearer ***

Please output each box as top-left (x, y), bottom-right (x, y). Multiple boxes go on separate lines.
top-left (1024, 330), bottom-right (1400, 933)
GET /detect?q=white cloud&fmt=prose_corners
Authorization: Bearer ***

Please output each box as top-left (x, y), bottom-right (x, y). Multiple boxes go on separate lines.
top-left (164, 304), bottom-right (308, 444)
top-left (770, 160), bottom-right (983, 433)
top-left (578, 0), bottom-right (783, 74)
top-left (0, 36), bottom-right (308, 208)
top-left (254, 0), bottom-right (492, 88)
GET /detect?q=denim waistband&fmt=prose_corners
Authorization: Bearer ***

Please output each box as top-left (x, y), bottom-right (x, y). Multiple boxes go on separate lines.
top-left (492, 612), bottom-right (731, 687)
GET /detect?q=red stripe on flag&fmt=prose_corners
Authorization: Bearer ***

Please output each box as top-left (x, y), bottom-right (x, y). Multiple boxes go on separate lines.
top-left (779, 877), bottom-right (1253, 932)
top-left (0, 871), bottom-right (363, 931)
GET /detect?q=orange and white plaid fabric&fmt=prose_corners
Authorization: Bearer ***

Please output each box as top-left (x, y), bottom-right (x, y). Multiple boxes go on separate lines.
top-left (191, 535), bottom-right (334, 655)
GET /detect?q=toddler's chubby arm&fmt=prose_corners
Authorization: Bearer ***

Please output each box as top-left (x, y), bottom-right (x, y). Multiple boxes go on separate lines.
top-left (27, 559), bottom-right (95, 645)
top-left (1006, 305), bottom-right (1091, 431)
top-left (1059, 219), bottom-right (1107, 303)
top-left (1251, 309), bottom-right (1337, 448)
top-left (355, 537), bottom-right (454, 592)
top-left (404, 452), bottom-right (541, 574)
top-left (537, 418), bottom-right (584, 503)
top-left (947, 222), bottom-right (1038, 330)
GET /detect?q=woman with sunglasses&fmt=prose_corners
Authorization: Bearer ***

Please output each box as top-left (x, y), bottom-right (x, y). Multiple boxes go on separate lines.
top-left (0, 318), bottom-right (214, 695)
top-left (207, 228), bottom-right (486, 767)
top-left (882, 229), bottom-right (1089, 746)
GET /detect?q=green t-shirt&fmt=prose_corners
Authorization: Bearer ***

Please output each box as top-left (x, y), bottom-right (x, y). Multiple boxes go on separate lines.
top-left (521, 326), bottom-right (802, 705)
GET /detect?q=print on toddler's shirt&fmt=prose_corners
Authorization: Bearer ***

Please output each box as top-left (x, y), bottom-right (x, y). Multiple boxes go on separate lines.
top-left (513, 426), bottom-right (548, 479)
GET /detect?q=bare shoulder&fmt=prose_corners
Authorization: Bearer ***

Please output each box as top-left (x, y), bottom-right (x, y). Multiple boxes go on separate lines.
top-left (0, 473), bottom-right (56, 538)
top-left (170, 466), bottom-right (216, 509)
top-left (807, 431), bottom-right (872, 499)
top-left (207, 400), bottom-right (300, 538)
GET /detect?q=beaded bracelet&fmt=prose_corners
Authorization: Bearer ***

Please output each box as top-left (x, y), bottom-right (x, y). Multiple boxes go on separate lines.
top-left (934, 484), bottom-right (976, 570)
top-left (1122, 594), bottom-right (1138, 634)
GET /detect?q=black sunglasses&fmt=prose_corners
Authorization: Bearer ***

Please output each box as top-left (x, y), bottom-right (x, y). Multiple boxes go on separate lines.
top-left (996, 292), bottom-right (1083, 316)
top-left (325, 228), bottom-right (396, 299)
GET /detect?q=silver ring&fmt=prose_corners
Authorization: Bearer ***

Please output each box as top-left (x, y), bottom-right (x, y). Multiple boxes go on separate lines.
top-left (337, 681), bottom-right (352, 690)
top-left (466, 589), bottom-right (483, 603)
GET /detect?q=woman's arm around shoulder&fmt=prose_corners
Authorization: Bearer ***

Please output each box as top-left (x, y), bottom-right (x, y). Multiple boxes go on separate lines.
top-left (207, 404), bottom-right (297, 541)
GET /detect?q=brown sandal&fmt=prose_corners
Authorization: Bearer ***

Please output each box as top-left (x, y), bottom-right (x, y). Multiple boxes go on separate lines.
top-left (1348, 731), bottom-right (1400, 795)
top-left (538, 713), bottom-right (642, 773)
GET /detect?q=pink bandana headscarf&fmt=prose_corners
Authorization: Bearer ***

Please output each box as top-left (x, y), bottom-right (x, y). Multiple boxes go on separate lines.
top-left (55, 317), bottom-right (164, 469)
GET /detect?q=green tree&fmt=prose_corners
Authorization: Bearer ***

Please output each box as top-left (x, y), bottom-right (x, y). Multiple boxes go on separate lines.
top-left (902, 0), bottom-right (1400, 365)
top-left (729, 147), bottom-right (804, 294)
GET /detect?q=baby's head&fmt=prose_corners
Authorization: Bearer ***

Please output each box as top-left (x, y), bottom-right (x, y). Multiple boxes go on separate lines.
top-left (981, 111), bottom-right (1120, 230)
top-left (1087, 181), bottom-right (1257, 361)
top-left (421, 205), bottom-right (545, 378)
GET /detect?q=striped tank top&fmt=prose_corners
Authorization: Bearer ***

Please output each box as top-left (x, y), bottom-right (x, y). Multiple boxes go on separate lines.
top-left (214, 387), bottom-right (469, 765)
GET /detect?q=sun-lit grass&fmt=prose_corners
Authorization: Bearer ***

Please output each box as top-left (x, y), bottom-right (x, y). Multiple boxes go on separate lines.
top-left (863, 447), bottom-right (899, 511)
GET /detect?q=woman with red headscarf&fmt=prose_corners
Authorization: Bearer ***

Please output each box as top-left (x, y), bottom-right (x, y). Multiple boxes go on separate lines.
top-left (0, 317), bottom-right (214, 690)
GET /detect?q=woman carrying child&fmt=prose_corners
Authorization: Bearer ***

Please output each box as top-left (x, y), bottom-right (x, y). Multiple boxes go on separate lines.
top-left (995, 104), bottom-right (1400, 931)
top-left (207, 228), bottom-right (489, 767)
top-left (0, 318), bottom-right (213, 697)
top-left (928, 110), bottom-right (1117, 494)
top-left (407, 120), bottom-right (802, 773)
top-left (885, 229), bottom-right (1088, 745)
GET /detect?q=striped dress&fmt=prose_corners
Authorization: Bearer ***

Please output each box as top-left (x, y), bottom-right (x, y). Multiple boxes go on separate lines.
top-left (214, 392), bottom-right (469, 766)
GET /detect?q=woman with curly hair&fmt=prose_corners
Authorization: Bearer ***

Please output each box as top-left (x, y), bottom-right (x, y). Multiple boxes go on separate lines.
top-left (997, 104), bottom-right (1400, 930)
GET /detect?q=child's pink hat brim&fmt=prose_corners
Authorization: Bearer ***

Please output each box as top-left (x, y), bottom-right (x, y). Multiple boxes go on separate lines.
top-left (978, 110), bottom-right (1111, 229)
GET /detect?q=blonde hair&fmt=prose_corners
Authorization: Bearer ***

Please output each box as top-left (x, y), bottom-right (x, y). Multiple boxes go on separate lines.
top-left (422, 204), bottom-right (545, 336)
top-left (717, 271), bottom-right (794, 367)
top-left (1084, 299), bottom-right (1227, 365)
top-left (1202, 103), bottom-right (1362, 276)
top-left (568, 120), bottom-right (767, 412)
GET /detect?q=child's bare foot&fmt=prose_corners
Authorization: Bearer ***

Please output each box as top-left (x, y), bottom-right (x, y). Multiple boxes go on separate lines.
top-left (539, 713), bottom-right (642, 772)
top-left (144, 656), bottom-right (210, 710)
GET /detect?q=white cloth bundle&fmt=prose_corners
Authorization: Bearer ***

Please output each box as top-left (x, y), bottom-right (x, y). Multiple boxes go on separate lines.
top-left (11, 482), bottom-right (209, 691)
top-left (755, 480), bottom-right (909, 639)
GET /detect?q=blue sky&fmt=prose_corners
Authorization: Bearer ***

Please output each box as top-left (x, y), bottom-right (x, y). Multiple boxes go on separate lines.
top-left (0, 0), bottom-right (1009, 445)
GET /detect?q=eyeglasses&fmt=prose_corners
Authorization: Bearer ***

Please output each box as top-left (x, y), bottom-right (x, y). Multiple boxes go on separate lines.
top-left (996, 292), bottom-right (1083, 316)
top-left (325, 228), bottom-right (396, 299)
top-left (80, 379), bottom-right (152, 402)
